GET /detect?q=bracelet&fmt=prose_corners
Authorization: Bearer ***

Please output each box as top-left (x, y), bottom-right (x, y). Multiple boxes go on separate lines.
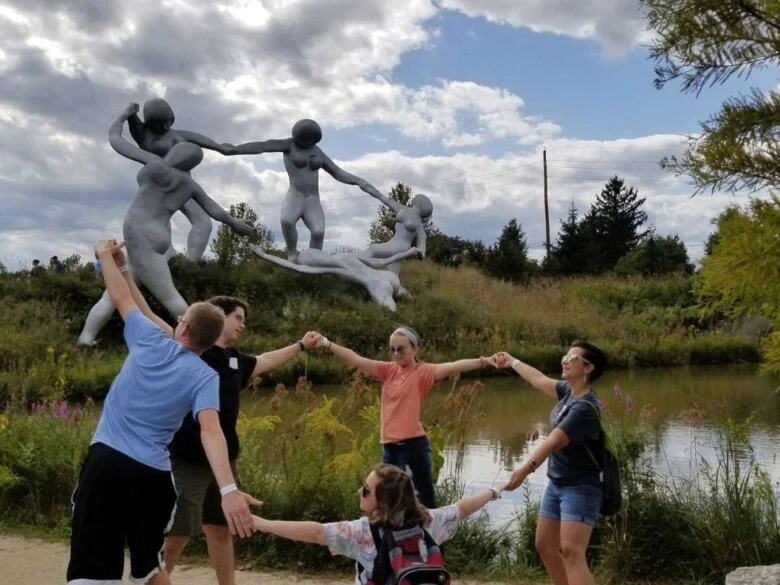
top-left (528, 458), bottom-right (539, 472)
top-left (488, 487), bottom-right (501, 500)
top-left (296, 340), bottom-right (305, 352)
top-left (510, 358), bottom-right (521, 370)
top-left (323, 337), bottom-right (332, 349)
top-left (219, 483), bottom-right (238, 497)
top-left (118, 265), bottom-right (129, 273)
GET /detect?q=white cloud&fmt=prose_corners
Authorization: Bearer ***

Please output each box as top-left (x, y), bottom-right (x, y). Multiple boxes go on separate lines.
top-left (440, 0), bottom-right (652, 56)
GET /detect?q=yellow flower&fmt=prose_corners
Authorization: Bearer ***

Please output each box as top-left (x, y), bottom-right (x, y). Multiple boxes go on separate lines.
top-left (0, 414), bottom-right (8, 431)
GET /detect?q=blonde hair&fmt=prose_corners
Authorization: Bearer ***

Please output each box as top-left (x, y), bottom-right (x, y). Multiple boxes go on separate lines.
top-left (368, 464), bottom-right (428, 529)
top-left (185, 302), bottom-right (225, 350)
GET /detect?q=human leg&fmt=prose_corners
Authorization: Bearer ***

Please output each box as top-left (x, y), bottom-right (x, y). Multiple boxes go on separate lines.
top-left (66, 444), bottom-right (126, 585)
top-left (382, 442), bottom-right (408, 470)
top-left (301, 196), bottom-right (325, 250)
top-left (536, 482), bottom-right (568, 585)
top-left (164, 459), bottom-right (213, 573)
top-left (557, 483), bottom-right (602, 585)
top-left (132, 253), bottom-right (188, 319)
top-left (405, 436), bottom-right (437, 509)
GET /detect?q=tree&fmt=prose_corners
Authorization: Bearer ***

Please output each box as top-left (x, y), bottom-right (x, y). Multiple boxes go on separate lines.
top-left (615, 234), bottom-right (694, 276)
top-left (368, 182), bottom-right (437, 244)
top-left (695, 196), bottom-right (780, 373)
top-left (548, 199), bottom-right (595, 275)
top-left (426, 233), bottom-right (488, 268)
top-left (485, 218), bottom-right (533, 282)
top-left (210, 202), bottom-right (275, 266)
top-left (582, 176), bottom-right (648, 272)
top-left (644, 0), bottom-right (780, 193)
top-left (62, 254), bottom-right (82, 271)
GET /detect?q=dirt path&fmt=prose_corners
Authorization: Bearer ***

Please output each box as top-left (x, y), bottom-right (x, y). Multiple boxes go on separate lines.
top-left (0, 533), bottom-right (351, 585)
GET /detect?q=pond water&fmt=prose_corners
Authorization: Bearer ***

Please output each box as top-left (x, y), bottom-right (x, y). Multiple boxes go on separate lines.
top-left (245, 365), bottom-right (780, 523)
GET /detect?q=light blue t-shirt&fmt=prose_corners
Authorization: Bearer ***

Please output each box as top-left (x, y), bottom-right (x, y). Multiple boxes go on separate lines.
top-left (93, 309), bottom-right (219, 471)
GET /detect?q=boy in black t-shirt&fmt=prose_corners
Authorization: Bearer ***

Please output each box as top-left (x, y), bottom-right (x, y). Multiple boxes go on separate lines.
top-left (164, 296), bottom-right (318, 585)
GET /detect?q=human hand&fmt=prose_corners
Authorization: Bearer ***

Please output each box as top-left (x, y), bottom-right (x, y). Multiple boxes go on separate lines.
top-left (252, 514), bottom-right (267, 532)
top-left (503, 467), bottom-right (528, 492)
top-left (301, 331), bottom-right (321, 349)
top-left (230, 218), bottom-right (256, 236)
top-left (479, 355), bottom-right (498, 369)
top-left (94, 239), bottom-right (125, 262)
top-left (220, 143), bottom-right (239, 155)
top-left (311, 333), bottom-right (331, 349)
top-left (494, 352), bottom-right (515, 369)
top-left (221, 490), bottom-right (262, 538)
top-left (124, 102), bottom-right (140, 116)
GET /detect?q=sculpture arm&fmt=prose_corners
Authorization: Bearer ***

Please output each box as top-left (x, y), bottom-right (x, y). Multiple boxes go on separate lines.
top-left (189, 184), bottom-right (238, 226)
top-left (109, 105), bottom-right (160, 166)
top-left (176, 130), bottom-right (235, 155)
top-left (359, 248), bottom-right (420, 268)
top-left (233, 138), bottom-right (290, 155)
top-left (416, 228), bottom-right (427, 257)
top-left (126, 113), bottom-right (146, 147)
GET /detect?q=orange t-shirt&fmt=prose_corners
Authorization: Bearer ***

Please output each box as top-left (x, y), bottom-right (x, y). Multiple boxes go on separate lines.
top-left (374, 361), bottom-right (438, 444)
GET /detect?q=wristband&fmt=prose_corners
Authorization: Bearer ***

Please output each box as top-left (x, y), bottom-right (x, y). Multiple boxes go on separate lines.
top-left (219, 483), bottom-right (238, 497)
top-left (488, 487), bottom-right (501, 500)
top-left (528, 458), bottom-right (539, 472)
top-left (296, 340), bottom-right (305, 352)
top-left (118, 265), bottom-right (129, 273)
top-left (323, 337), bottom-right (332, 349)
top-left (510, 358), bottom-right (521, 370)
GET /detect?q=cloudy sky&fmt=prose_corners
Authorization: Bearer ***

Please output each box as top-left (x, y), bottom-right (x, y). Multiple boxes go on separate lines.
top-left (0, 0), bottom-right (775, 269)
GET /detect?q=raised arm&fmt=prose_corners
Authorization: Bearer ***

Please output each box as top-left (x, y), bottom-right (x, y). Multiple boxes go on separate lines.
top-left (495, 352), bottom-right (558, 399)
top-left (253, 516), bottom-right (326, 545)
top-left (126, 112), bottom-right (146, 147)
top-left (176, 129), bottom-right (237, 155)
top-left (109, 103), bottom-right (160, 166)
top-left (95, 240), bottom-right (137, 321)
top-left (315, 336), bottom-right (382, 378)
top-left (251, 332), bottom-right (319, 378)
top-left (433, 355), bottom-right (497, 382)
top-left (233, 138), bottom-right (290, 155)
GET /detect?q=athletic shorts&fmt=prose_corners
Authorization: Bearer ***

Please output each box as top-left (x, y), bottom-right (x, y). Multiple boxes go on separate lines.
top-left (168, 457), bottom-right (238, 537)
top-left (66, 442), bottom-right (177, 585)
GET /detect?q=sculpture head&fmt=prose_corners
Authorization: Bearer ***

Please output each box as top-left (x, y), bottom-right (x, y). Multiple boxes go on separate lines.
top-left (164, 142), bottom-right (203, 171)
top-left (291, 119), bottom-right (322, 149)
top-left (143, 98), bottom-right (175, 135)
top-left (411, 194), bottom-right (433, 219)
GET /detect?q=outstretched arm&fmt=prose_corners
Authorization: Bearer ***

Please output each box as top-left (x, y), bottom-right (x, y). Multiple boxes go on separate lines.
top-left (95, 240), bottom-right (137, 321)
top-left (109, 103), bottom-right (159, 166)
top-left (359, 247), bottom-right (421, 269)
top-left (456, 488), bottom-right (501, 520)
top-left (177, 129), bottom-right (237, 155)
top-left (495, 352), bottom-right (558, 399)
top-left (251, 332), bottom-right (319, 378)
top-left (248, 245), bottom-right (340, 276)
top-left (189, 184), bottom-right (254, 238)
top-left (502, 428), bottom-right (570, 491)
top-left (253, 517), bottom-right (326, 545)
top-left (433, 355), bottom-right (497, 382)
top-left (233, 138), bottom-right (290, 155)
top-left (313, 335), bottom-right (382, 378)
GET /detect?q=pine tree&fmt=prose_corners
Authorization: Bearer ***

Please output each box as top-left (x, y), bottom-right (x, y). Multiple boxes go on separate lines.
top-left (210, 202), bottom-right (275, 266)
top-left (644, 0), bottom-right (780, 193)
top-left (549, 199), bottom-right (592, 275)
top-left (485, 218), bottom-right (532, 282)
top-left (582, 176), bottom-right (648, 272)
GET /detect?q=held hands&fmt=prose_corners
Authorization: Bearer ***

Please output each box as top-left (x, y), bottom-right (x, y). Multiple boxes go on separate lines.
top-left (221, 490), bottom-right (262, 538)
top-left (230, 218), bottom-right (256, 236)
top-left (502, 466), bottom-right (529, 492)
top-left (219, 143), bottom-right (239, 155)
top-left (94, 239), bottom-right (127, 269)
top-left (493, 352), bottom-right (516, 369)
top-left (301, 331), bottom-right (320, 349)
top-left (308, 332), bottom-right (332, 349)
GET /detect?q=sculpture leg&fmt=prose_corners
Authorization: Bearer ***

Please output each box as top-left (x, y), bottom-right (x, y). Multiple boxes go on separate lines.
top-left (132, 254), bottom-right (189, 320)
top-left (179, 199), bottom-right (213, 262)
top-left (77, 290), bottom-right (116, 346)
top-left (280, 191), bottom-right (305, 261)
top-left (301, 197), bottom-right (325, 250)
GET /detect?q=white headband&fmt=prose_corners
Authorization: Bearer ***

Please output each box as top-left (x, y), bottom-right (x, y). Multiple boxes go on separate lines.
top-left (392, 327), bottom-right (419, 347)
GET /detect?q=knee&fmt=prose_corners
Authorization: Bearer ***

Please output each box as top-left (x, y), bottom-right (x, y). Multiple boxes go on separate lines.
top-left (535, 535), bottom-right (559, 558)
top-left (164, 535), bottom-right (190, 555)
top-left (203, 525), bottom-right (231, 543)
top-left (560, 542), bottom-right (587, 566)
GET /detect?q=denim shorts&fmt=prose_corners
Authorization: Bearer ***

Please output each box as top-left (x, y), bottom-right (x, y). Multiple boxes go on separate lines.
top-left (539, 480), bottom-right (603, 526)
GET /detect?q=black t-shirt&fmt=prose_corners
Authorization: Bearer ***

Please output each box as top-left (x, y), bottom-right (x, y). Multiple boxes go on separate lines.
top-left (168, 346), bottom-right (257, 465)
top-left (546, 380), bottom-right (602, 486)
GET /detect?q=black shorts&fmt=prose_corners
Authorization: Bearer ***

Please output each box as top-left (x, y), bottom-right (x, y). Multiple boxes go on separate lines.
top-left (66, 442), bottom-right (177, 585)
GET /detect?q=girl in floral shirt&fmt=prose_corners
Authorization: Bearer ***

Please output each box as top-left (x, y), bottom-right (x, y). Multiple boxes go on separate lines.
top-left (253, 463), bottom-right (502, 585)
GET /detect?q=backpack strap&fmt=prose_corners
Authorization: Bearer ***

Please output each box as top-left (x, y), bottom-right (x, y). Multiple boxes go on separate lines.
top-left (572, 399), bottom-right (606, 472)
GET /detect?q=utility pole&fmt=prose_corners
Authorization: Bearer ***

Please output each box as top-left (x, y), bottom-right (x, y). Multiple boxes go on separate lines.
top-left (543, 148), bottom-right (551, 260)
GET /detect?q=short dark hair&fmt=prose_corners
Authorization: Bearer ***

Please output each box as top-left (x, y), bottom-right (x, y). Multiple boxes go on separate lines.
top-left (32, 259), bottom-right (40, 265)
top-left (571, 340), bottom-right (606, 382)
top-left (207, 296), bottom-right (249, 318)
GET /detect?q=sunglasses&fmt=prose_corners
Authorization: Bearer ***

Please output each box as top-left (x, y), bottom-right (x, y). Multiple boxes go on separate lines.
top-left (361, 482), bottom-right (372, 497)
top-left (388, 346), bottom-right (408, 355)
top-left (561, 353), bottom-right (592, 365)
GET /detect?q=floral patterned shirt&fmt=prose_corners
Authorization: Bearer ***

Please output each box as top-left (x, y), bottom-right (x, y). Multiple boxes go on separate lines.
top-left (323, 505), bottom-right (460, 585)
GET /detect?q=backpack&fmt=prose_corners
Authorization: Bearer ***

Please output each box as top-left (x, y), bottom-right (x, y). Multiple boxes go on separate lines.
top-left (359, 523), bottom-right (451, 585)
top-left (580, 400), bottom-right (623, 516)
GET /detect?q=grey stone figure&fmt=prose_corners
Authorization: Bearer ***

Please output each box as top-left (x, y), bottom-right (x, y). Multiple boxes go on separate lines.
top-left (77, 103), bottom-right (253, 345)
top-left (128, 97), bottom-right (238, 262)
top-left (233, 119), bottom-right (382, 262)
top-left (249, 245), bottom-right (420, 311)
top-left (358, 190), bottom-right (433, 275)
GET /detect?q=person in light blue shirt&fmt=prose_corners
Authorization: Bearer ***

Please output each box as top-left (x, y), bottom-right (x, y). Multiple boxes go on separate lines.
top-left (67, 239), bottom-right (260, 585)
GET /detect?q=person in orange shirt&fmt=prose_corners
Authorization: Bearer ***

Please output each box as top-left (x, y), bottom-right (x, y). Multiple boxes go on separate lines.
top-left (311, 327), bottom-right (496, 508)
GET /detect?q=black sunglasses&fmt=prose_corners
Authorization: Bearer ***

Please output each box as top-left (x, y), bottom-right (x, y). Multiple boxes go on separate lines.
top-left (361, 482), bottom-right (371, 497)
top-left (388, 346), bottom-right (407, 355)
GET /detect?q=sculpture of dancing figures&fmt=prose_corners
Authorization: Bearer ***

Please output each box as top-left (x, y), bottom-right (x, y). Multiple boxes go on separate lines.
top-left (358, 190), bottom-right (433, 275)
top-left (250, 246), bottom-right (419, 311)
top-left (128, 97), bottom-right (238, 262)
top-left (77, 103), bottom-right (253, 345)
top-left (233, 119), bottom-right (381, 262)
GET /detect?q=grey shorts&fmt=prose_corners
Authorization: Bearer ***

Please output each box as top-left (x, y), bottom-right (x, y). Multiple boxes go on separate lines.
top-left (168, 457), bottom-right (239, 537)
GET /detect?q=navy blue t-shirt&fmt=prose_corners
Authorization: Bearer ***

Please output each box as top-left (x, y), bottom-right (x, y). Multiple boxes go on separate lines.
top-left (546, 380), bottom-right (601, 486)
